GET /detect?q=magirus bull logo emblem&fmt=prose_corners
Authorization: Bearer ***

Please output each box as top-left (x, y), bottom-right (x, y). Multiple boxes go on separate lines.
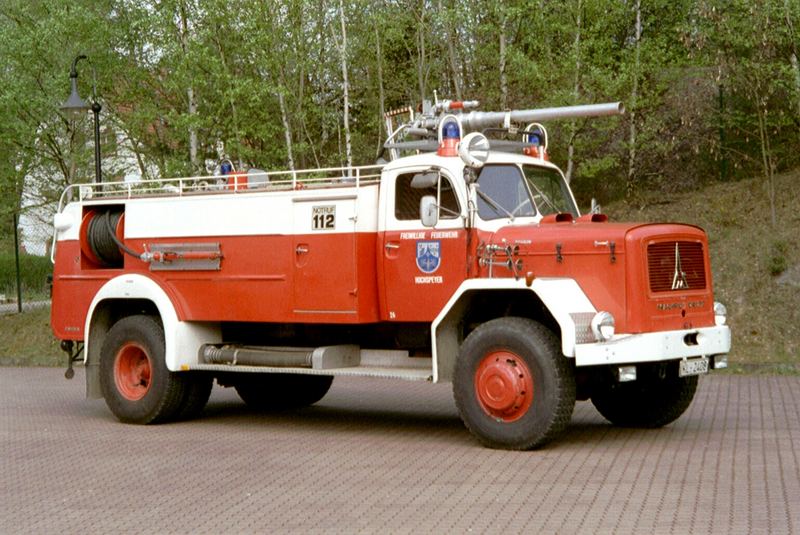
top-left (416, 240), bottom-right (441, 273)
top-left (672, 243), bottom-right (689, 290)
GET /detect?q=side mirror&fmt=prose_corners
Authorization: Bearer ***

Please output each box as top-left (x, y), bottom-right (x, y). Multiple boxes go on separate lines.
top-left (457, 132), bottom-right (490, 168)
top-left (420, 195), bottom-right (438, 227)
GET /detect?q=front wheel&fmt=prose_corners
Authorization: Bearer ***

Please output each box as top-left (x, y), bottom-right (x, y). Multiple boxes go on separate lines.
top-left (590, 364), bottom-right (698, 428)
top-left (99, 315), bottom-right (187, 424)
top-left (175, 373), bottom-right (213, 420)
top-left (453, 317), bottom-right (575, 450)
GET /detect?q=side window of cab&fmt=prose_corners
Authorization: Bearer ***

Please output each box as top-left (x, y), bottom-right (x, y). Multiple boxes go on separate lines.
top-left (394, 172), bottom-right (460, 220)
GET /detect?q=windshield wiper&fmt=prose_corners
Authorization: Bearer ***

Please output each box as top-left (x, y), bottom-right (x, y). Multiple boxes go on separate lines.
top-left (476, 187), bottom-right (515, 221)
top-left (527, 180), bottom-right (559, 213)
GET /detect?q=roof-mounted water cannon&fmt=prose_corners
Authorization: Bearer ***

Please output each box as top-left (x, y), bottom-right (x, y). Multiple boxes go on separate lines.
top-left (430, 89), bottom-right (479, 114)
top-left (382, 98), bottom-right (624, 160)
top-left (433, 99), bottom-right (480, 113)
top-left (458, 101), bottom-right (624, 132)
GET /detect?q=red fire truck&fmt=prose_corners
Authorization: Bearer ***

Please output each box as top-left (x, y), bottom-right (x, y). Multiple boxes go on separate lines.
top-left (50, 98), bottom-right (731, 449)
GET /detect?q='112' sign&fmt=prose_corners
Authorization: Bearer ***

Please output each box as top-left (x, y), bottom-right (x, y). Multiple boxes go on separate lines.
top-left (312, 205), bottom-right (336, 230)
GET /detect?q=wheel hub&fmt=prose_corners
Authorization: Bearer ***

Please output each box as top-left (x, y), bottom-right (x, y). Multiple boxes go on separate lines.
top-left (475, 351), bottom-right (534, 422)
top-left (114, 343), bottom-right (152, 401)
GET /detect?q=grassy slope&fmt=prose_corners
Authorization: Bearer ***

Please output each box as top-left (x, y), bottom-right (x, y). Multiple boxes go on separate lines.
top-left (607, 169), bottom-right (800, 367)
top-left (0, 306), bottom-right (62, 365)
top-left (1, 170), bottom-right (798, 368)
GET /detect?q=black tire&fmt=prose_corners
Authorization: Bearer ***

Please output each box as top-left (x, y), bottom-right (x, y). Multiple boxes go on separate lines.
top-left (453, 317), bottom-right (575, 450)
top-left (99, 315), bottom-right (187, 424)
top-left (174, 373), bottom-right (213, 421)
top-left (234, 373), bottom-right (334, 410)
top-left (591, 365), bottom-right (698, 428)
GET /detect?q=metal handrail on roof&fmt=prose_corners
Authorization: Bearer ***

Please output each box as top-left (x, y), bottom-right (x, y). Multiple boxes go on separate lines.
top-left (57, 164), bottom-right (385, 208)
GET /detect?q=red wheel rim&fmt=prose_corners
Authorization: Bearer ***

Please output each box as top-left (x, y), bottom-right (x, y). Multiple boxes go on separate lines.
top-left (114, 342), bottom-right (152, 401)
top-left (475, 351), bottom-right (534, 422)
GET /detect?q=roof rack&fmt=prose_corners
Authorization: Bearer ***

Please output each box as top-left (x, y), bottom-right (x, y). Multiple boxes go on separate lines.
top-left (57, 164), bottom-right (385, 207)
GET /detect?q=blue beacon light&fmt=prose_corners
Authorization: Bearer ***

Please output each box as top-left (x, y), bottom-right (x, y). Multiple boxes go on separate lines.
top-left (438, 118), bottom-right (461, 156)
top-left (442, 121), bottom-right (460, 139)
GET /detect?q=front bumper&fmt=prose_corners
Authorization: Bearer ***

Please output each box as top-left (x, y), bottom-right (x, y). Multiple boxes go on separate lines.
top-left (574, 325), bottom-right (731, 367)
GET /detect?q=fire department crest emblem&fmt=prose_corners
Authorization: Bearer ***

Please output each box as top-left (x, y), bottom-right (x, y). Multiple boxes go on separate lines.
top-left (416, 240), bottom-right (441, 273)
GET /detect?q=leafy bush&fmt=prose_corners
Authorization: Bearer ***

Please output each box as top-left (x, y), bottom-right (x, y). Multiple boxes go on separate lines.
top-left (769, 240), bottom-right (789, 277)
top-left (0, 253), bottom-right (52, 299)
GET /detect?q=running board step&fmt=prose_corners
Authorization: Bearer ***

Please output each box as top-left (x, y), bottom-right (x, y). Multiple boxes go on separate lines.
top-left (187, 363), bottom-right (432, 382)
top-left (200, 344), bottom-right (360, 370)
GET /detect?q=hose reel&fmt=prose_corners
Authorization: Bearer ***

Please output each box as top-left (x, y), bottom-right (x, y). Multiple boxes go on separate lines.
top-left (81, 209), bottom-right (126, 268)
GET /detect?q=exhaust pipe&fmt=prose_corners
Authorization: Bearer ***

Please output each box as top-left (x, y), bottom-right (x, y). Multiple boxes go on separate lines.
top-left (201, 344), bottom-right (314, 368)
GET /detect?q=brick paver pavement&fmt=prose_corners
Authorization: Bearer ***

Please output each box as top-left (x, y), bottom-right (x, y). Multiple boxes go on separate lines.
top-left (1, 368), bottom-right (799, 534)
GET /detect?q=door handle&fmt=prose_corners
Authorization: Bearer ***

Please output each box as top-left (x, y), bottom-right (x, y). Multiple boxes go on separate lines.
top-left (296, 245), bottom-right (309, 254)
top-left (384, 243), bottom-right (400, 250)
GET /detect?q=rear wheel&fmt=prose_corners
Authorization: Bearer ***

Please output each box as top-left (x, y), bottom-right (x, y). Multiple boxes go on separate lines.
top-left (100, 315), bottom-right (187, 424)
top-left (453, 317), bottom-right (575, 450)
top-left (591, 364), bottom-right (698, 427)
top-left (235, 373), bottom-right (333, 410)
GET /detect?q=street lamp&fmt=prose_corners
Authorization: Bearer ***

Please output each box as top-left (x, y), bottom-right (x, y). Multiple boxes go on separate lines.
top-left (60, 55), bottom-right (102, 184)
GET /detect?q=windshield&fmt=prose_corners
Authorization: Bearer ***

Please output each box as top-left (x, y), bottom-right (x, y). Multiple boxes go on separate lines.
top-left (522, 166), bottom-right (578, 216)
top-left (476, 164), bottom-right (577, 220)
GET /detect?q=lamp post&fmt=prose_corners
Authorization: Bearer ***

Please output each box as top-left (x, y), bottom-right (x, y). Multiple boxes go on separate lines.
top-left (60, 55), bottom-right (102, 184)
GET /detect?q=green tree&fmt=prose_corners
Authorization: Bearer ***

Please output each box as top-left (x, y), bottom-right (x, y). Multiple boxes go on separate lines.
top-left (695, 0), bottom-right (799, 224)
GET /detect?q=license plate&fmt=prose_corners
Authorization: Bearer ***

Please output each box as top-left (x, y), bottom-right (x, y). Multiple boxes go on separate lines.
top-left (679, 357), bottom-right (709, 377)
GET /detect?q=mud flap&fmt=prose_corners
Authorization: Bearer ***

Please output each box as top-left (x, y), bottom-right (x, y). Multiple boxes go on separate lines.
top-left (86, 360), bottom-right (102, 399)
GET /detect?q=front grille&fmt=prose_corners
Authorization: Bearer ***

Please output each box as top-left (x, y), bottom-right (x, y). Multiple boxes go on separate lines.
top-left (647, 241), bottom-right (706, 292)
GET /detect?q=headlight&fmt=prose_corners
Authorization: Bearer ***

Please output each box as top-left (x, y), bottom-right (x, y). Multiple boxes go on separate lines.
top-left (591, 311), bottom-right (615, 341)
top-left (714, 301), bottom-right (727, 326)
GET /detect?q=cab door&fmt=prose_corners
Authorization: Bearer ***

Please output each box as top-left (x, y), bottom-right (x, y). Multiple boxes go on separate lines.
top-left (380, 169), bottom-right (467, 322)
